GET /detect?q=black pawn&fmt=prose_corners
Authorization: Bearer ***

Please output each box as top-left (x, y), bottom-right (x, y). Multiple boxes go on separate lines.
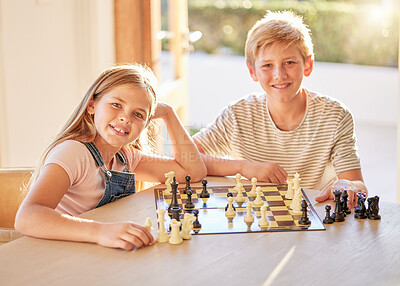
top-left (185, 189), bottom-right (195, 210)
top-left (299, 199), bottom-right (311, 225)
top-left (323, 204), bottom-right (334, 224)
top-left (355, 192), bottom-right (367, 219)
top-left (192, 209), bottom-right (201, 232)
top-left (184, 175), bottom-right (191, 194)
top-left (332, 190), bottom-right (345, 222)
top-left (342, 190), bottom-right (351, 215)
top-left (200, 179), bottom-right (210, 199)
top-left (367, 196), bottom-right (381, 220)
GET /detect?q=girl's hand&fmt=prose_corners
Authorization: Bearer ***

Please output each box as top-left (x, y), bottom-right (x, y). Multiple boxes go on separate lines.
top-left (151, 102), bottom-right (172, 120)
top-left (95, 222), bottom-right (155, 250)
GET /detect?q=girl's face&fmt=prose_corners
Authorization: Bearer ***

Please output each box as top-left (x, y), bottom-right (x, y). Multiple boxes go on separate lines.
top-left (87, 84), bottom-right (152, 152)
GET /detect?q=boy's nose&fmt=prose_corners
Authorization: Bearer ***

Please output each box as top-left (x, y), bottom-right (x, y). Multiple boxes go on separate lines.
top-left (273, 67), bottom-right (287, 80)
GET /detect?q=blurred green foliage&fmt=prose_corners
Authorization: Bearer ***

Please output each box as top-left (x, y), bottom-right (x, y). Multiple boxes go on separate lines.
top-left (185, 0), bottom-right (399, 66)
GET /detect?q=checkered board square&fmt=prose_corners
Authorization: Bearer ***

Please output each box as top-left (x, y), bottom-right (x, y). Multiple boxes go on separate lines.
top-left (154, 184), bottom-right (325, 234)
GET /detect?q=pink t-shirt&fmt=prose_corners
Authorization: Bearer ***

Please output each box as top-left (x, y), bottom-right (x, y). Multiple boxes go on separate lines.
top-left (44, 140), bottom-right (143, 216)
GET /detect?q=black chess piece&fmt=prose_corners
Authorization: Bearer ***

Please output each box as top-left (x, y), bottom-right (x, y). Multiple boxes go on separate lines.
top-left (185, 189), bottom-right (195, 210)
top-left (323, 204), bottom-right (334, 224)
top-left (332, 190), bottom-right (345, 222)
top-left (168, 177), bottom-right (181, 216)
top-left (225, 192), bottom-right (236, 211)
top-left (192, 209), bottom-right (202, 233)
top-left (184, 175), bottom-right (191, 194)
top-left (299, 199), bottom-right (311, 225)
top-left (354, 192), bottom-right (367, 219)
top-left (367, 196), bottom-right (381, 220)
top-left (341, 190), bottom-right (351, 215)
top-left (200, 179), bottom-right (210, 199)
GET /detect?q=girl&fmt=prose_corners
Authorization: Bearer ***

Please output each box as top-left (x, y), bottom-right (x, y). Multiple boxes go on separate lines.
top-left (15, 64), bottom-right (206, 250)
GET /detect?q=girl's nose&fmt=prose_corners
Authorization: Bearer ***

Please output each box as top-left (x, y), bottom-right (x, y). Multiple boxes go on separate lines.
top-left (119, 113), bottom-right (131, 124)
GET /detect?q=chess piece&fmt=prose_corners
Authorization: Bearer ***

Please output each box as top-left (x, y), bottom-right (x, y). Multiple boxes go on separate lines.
top-left (290, 187), bottom-right (302, 214)
top-left (200, 179), bottom-right (210, 203)
top-left (144, 217), bottom-right (152, 232)
top-left (258, 205), bottom-right (269, 228)
top-left (252, 186), bottom-right (264, 207)
top-left (323, 204), bottom-right (334, 224)
top-left (367, 196), bottom-right (381, 220)
top-left (248, 177), bottom-right (257, 197)
top-left (355, 192), bottom-right (367, 219)
top-left (184, 189), bottom-right (195, 210)
top-left (180, 213), bottom-right (195, 240)
top-left (293, 172), bottom-right (301, 190)
top-left (341, 190), bottom-right (351, 215)
top-left (192, 209), bottom-right (202, 233)
top-left (156, 209), bottom-right (170, 242)
top-left (285, 179), bottom-right (294, 200)
top-left (168, 177), bottom-right (182, 220)
top-left (225, 196), bottom-right (236, 218)
top-left (168, 219), bottom-right (183, 245)
top-left (298, 199), bottom-right (311, 225)
top-left (164, 171), bottom-right (175, 194)
top-left (184, 175), bottom-right (191, 194)
top-left (244, 201), bottom-right (254, 223)
top-left (235, 173), bottom-right (242, 187)
top-left (332, 190), bottom-right (345, 222)
top-left (234, 183), bottom-right (246, 207)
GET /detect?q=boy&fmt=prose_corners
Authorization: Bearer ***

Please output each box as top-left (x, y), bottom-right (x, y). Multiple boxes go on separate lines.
top-left (193, 11), bottom-right (367, 208)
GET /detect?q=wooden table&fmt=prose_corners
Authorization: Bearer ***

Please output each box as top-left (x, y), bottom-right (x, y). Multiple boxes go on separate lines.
top-left (0, 176), bottom-right (399, 286)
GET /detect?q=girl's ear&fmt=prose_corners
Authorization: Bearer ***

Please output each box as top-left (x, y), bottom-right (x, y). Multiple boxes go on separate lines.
top-left (304, 56), bottom-right (314, 77)
top-left (246, 61), bottom-right (259, 82)
top-left (87, 98), bottom-right (95, 115)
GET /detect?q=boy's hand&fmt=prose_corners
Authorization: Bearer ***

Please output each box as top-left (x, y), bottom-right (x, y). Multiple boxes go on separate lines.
top-left (95, 222), bottom-right (155, 250)
top-left (241, 161), bottom-right (287, 184)
top-left (315, 179), bottom-right (367, 209)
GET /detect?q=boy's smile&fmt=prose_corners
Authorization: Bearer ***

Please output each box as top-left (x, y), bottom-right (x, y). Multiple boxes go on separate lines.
top-left (247, 43), bottom-right (313, 104)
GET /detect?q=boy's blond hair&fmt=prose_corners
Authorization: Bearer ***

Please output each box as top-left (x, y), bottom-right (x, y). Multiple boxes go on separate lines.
top-left (245, 10), bottom-right (314, 67)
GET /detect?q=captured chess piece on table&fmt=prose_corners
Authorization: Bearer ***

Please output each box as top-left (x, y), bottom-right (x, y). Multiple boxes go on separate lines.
top-left (367, 196), bottom-right (381, 220)
top-left (323, 204), bottom-right (334, 224)
top-left (156, 209), bottom-right (169, 243)
top-left (332, 190), bottom-right (345, 222)
top-left (355, 192), bottom-right (367, 219)
top-left (298, 199), bottom-right (311, 226)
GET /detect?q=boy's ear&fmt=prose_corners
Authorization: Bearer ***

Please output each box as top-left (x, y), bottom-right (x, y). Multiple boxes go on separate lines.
top-left (304, 56), bottom-right (314, 77)
top-left (246, 61), bottom-right (259, 82)
top-left (87, 98), bottom-right (95, 115)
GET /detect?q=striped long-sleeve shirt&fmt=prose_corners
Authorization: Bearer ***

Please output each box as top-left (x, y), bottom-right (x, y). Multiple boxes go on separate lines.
top-left (193, 89), bottom-right (361, 190)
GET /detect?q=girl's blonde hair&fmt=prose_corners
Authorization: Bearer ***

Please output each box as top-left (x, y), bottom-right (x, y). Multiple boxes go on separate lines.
top-left (27, 64), bottom-right (158, 190)
top-left (245, 10), bottom-right (314, 67)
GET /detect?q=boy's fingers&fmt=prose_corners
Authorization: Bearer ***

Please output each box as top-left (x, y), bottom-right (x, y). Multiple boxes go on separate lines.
top-left (315, 188), bottom-right (333, 203)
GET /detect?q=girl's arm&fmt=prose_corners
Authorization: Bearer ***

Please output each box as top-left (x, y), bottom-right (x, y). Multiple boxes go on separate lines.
top-left (134, 103), bottom-right (207, 183)
top-left (15, 164), bottom-right (154, 250)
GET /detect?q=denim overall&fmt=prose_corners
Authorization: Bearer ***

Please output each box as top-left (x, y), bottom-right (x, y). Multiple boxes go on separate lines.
top-left (83, 142), bottom-right (136, 208)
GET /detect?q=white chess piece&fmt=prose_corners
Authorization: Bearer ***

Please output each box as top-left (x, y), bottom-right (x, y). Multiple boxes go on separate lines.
top-left (235, 173), bottom-right (242, 188)
top-left (244, 201), bottom-right (254, 223)
top-left (156, 209), bottom-right (169, 243)
top-left (180, 213), bottom-right (195, 240)
top-left (290, 187), bottom-right (302, 214)
top-left (252, 187), bottom-right (264, 207)
top-left (258, 205), bottom-right (269, 227)
top-left (164, 171), bottom-right (175, 194)
top-left (225, 196), bottom-right (236, 218)
top-left (293, 172), bottom-right (301, 190)
top-left (234, 183), bottom-right (246, 206)
top-left (144, 217), bottom-right (152, 232)
top-left (286, 179), bottom-right (294, 200)
top-left (248, 177), bottom-right (257, 197)
top-left (168, 219), bottom-right (183, 245)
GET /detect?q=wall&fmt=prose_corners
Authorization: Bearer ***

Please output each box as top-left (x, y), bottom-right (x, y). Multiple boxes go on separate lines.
top-left (0, 0), bottom-right (115, 167)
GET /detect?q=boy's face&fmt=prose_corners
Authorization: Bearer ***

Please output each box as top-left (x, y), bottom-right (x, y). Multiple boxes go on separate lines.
top-left (247, 43), bottom-right (313, 104)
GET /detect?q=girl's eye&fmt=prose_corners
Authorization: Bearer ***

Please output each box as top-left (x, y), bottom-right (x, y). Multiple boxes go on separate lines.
top-left (135, 112), bottom-right (143, 119)
top-left (112, 103), bottom-right (122, 108)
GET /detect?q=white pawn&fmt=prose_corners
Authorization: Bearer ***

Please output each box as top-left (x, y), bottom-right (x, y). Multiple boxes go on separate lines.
top-left (286, 179), bottom-right (294, 200)
top-left (180, 213), bottom-right (195, 240)
top-left (225, 196), bottom-right (236, 218)
top-left (168, 219), bottom-right (183, 245)
top-left (258, 205), bottom-right (269, 227)
top-left (244, 201), bottom-right (254, 223)
top-left (144, 217), bottom-right (152, 232)
top-left (164, 171), bottom-right (175, 194)
top-left (235, 173), bottom-right (242, 188)
top-left (156, 209), bottom-right (169, 243)
top-left (252, 187), bottom-right (264, 207)
top-left (290, 187), bottom-right (302, 214)
top-left (234, 183), bottom-right (246, 205)
top-left (248, 177), bottom-right (257, 197)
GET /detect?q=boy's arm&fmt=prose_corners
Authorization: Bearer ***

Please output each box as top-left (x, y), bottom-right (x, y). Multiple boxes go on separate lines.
top-left (315, 168), bottom-right (366, 209)
top-left (195, 139), bottom-right (287, 184)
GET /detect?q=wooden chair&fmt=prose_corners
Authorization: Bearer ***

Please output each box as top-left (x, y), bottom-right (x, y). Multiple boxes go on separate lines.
top-left (0, 168), bottom-right (33, 244)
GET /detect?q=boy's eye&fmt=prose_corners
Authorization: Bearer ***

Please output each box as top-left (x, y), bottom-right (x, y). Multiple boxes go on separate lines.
top-left (112, 103), bottom-right (122, 108)
top-left (285, 61), bottom-right (296, 65)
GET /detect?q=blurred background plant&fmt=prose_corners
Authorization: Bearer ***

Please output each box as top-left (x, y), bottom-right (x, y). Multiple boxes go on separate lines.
top-left (162, 0), bottom-right (399, 67)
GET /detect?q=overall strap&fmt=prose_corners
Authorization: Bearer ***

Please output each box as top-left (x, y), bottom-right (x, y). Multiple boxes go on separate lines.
top-left (83, 142), bottom-right (127, 167)
top-left (115, 150), bottom-right (127, 165)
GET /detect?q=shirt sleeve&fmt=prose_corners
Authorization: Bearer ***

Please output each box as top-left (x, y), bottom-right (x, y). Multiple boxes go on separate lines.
top-left (193, 105), bottom-right (237, 157)
top-left (122, 145), bottom-right (144, 172)
top-left (331, 109), bottom-right (361, 174)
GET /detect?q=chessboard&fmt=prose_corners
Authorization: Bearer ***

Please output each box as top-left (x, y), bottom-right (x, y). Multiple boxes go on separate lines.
top-left (154, 184), bottom-right (325, 235)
